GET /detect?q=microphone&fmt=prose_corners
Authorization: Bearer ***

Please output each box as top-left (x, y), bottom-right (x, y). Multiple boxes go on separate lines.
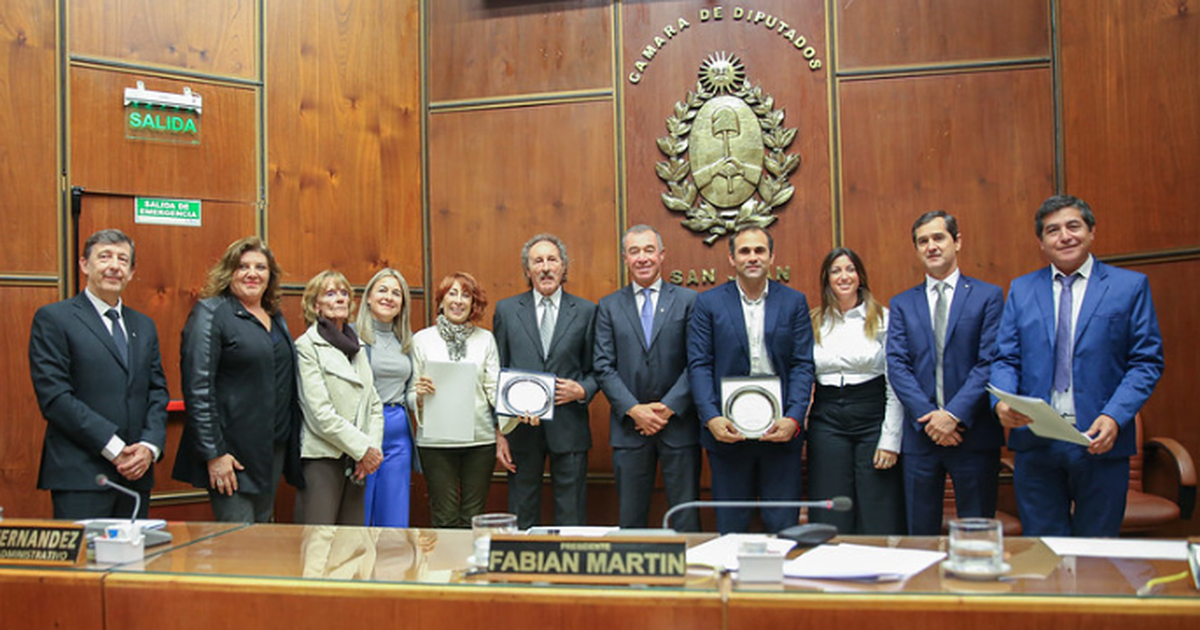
top-left (95, 473), bottom-right (141, 524)
top-left (661, 497), bottom-right (853, 531)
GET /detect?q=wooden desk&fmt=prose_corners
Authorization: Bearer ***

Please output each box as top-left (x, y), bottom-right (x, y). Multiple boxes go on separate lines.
top-left (5, 525), bottom-right (1198, 630)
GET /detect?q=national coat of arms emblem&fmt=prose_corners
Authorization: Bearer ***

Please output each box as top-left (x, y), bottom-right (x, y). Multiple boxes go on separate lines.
top-left (656, 52), bottom-right (801, 245)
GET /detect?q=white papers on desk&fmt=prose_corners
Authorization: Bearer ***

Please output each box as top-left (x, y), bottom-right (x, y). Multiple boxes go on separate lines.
top-left (986, 384), bottom-right (1093, 446)
top-left (421, 360), bottom-right (477, 441)
top-left (686, 534), bottom-right (796, 571)
top-left (783, 543), bottom-right (945, 581)
top-left (1041, 537), bottom-right (1188, 560)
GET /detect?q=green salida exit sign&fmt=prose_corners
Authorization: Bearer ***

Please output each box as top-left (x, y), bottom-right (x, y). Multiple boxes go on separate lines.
top-left (135, 197), bottom-right (201, 227)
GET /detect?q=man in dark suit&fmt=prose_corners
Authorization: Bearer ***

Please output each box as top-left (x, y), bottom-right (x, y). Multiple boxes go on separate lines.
top-left (595, 225), bottom-right (700, 531)
top-left (494, 233), bottom-right (598, 528)
top-left (29, 229), bottom-right (169, 519)
top-left (687, 226), bottom-right (814, 534)
top-left (886, 211), bottom-right (1005, 535)
top-left (993, 195), bottom-right (1163, 536)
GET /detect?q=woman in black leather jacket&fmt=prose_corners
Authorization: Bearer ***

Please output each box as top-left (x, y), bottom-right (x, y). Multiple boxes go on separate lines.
top-left (172, 236), bottom-right (304, 522)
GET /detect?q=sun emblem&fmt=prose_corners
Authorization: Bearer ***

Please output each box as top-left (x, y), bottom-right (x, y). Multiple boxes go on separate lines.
top-left (656, 54), bottom-right (801, 245)
top-left (698, 52), bottom-right (746, 94)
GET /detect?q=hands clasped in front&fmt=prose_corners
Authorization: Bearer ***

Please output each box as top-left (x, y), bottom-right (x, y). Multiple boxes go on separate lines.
top-left (706, 416), bottom-right (798, 444)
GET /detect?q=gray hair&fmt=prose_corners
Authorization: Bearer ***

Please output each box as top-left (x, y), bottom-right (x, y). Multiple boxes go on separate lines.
top-left (620, 224), bottom-right (663, 254)
top-left (520, 233), bottom-right (570, 286)
top-left (82, 229), bottom-right (136, 268)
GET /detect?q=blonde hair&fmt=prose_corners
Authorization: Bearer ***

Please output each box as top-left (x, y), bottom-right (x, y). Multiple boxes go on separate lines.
top-left (356, 268), bottom-right (414, 353)
top-left (301, 270), bottom-right (355, 326)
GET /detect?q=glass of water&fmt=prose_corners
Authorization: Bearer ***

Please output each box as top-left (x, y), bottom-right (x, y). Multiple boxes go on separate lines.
top-left (471, 513), bottom-right (517, 569)
top-left (947, 517), bottom-right (1005, 578)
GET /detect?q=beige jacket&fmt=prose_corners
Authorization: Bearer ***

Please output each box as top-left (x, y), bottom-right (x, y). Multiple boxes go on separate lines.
top-left (295, 325), bottom-right (384, 461)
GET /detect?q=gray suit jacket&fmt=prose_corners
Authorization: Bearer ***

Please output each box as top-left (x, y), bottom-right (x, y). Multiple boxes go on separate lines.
top-left (594, 282), bottom-right (698, 449)
top-left (29, 292), bottom-right (169, 492)
top-left (493, 290), bottom-right (598, 454)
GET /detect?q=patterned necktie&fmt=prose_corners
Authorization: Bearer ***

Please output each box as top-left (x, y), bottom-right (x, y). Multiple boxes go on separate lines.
top-left (105, 308), bottom-right (128, 364)
top-left (933, 282), bottom-right (949, 407)
top-left (1054, 273), bottom-right (1079, 393)
top-left (640, 287), bottom-right (654, 347)
top-left (539, 296), bottom-right (555, 355)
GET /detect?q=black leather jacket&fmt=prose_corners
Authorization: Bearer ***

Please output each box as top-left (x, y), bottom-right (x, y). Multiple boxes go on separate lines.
top-left (172, 294), bottom-right (304, 492)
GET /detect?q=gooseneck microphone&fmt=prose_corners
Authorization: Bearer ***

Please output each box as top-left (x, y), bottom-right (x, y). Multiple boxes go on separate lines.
top-left (95, 473), bottom-right (141, 524)
top-left (661, 496), bottom-right (853, 531)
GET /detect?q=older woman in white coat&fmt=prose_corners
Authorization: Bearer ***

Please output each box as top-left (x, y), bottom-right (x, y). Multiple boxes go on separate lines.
top-left (295, 270), bottom-right (384, 525)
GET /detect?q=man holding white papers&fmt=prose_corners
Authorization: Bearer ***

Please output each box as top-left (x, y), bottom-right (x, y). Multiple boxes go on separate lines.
top-left (992, 195), bottom-right (1163, 536)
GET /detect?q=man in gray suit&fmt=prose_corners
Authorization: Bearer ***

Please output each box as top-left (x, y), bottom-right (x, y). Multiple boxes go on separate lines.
top-left (494, 233), bottom-right (599, 528)
top-left (594, 225), bottom-right (700, 531)
top-left (29, 229), bottom-right (169, 519)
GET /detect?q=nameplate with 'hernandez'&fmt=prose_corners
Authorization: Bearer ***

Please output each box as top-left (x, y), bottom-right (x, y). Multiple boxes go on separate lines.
top-left (0, 520), bottom-right (86, 566)
top-left (485, 534), bottom-right (687, 585)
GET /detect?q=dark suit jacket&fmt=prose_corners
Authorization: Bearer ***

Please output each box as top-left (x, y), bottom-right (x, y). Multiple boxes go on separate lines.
top-left (686, 280), bottom-right (814, 453)
top-left (493, 290), bottom-right (598, 454)
top-left (887, 274), bottom-right (1005, 454)
top-left (29, 292), bottom-right (169, 492)
top-left (594, 282), bottom-right (698, 449)
top-left (991, 260), bottom-right (1163, 458)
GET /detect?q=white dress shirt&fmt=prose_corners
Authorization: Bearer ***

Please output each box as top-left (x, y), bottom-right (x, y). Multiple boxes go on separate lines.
top-left (813, 304), bottom-right (904, 453)
top-left (1050, 254), bottom-right (1094, 416)
top-left (737, 281), bottom-right (775, 376)
top-left (924, 267), bottom-right (961, 330)
top-left (632, 277), bottom-right (662, 313)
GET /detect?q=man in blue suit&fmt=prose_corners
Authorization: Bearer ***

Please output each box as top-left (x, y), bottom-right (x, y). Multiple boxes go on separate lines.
top-left (687, 226), bottom-right (814, 534)
top-left (595, 225), bottom-right (700, 531)
top-left (992, 195), bottom-right (1163, 537)
top-left (887, 211), bottom-right (1005, 535)
top-left (29, 229), bottom-right (169, 519)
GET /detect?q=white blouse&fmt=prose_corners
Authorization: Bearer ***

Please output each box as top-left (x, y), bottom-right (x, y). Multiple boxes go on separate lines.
top-left (812, 304), bottom-right (903, 453)
top-left (409, 325), bottom-right (500, 448)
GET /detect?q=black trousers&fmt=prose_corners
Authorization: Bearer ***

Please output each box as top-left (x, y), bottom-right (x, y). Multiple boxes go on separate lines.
top-left (807, 377), bottom-right (906, 535)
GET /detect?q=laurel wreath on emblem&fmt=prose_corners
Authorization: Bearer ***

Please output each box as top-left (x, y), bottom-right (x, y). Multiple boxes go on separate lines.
top-left (656, 53), bottom-right (801, 245)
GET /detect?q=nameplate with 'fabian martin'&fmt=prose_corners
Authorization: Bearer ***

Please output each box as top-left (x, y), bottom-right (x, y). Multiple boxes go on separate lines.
top-left (0, 520), bottom-right (86, 566)
top-left (485, 534), bottom-right (688, 585)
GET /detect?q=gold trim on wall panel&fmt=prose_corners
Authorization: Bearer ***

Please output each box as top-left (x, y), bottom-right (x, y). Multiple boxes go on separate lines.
top-left (827, 0), bottom-right (842, 247)
top-left (420, 0), bottom-right (432, 324)
top-left (69, 55), bottom-right (263, 88)
top-left (256, 0), bottom-right (266, 241)
top-left (1050, 0), bottom-right (1065, 193)
top-left (0, 275), bottom-right (60, 286)
top-left (429, 89), bottom-right (614, 113)
top-left (838, 57), bottom-right (1051, 81)
top-left (612, 0), bottom-right (625, 281)
top-left (1102, 248), bottom-right (1200, 267)
top-left (57, 0), bottom-right (69, 300)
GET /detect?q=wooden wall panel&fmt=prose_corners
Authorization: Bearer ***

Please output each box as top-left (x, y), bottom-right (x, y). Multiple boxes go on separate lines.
top-left (68, 0), bottom-right (257, 79)
top-left (428, 0), bottom-right (613, 103)
top-left (837, 0), bottom-right (1050, 69)
top-left (623, 0), bottom-right (832, 298)
top-left (1059, 0), bottom-right (1200, 254)
top-left (77, 196), bottom-right (258, 400)
top-left (0, 286), bottom-right (59, 519)
top-left (70, 68), bottom-right (257, 201)
top-left (267, 0), bottom-right (423, 287)
top-left (1128, 259), bottom-right (1199, 537)
top-left (0, 0), bottom-right (60, 274)
top-left (839, 69), bottom-right (1056, 301)
top-left (428, 101), bottom-right (618, 314)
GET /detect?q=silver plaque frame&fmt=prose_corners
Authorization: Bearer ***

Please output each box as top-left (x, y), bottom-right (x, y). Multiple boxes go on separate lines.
top-left (496, 368), bottom-right (556, 420)
top-left (720, 376), bottom-right (782, 439)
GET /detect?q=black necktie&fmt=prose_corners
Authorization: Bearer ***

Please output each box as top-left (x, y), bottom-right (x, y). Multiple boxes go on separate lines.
top-left (105, 308), bottom-right (128, 364)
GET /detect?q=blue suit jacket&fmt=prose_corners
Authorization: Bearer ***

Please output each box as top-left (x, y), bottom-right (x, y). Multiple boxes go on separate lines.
top-left (991, 259), bottom-right (1163, 457)
top-left (887, 275), bottom-right (1005, 454)
top-left (686, 280), bottom-right (814, 453)
top-left (594, 282), bottom-right (699, 449)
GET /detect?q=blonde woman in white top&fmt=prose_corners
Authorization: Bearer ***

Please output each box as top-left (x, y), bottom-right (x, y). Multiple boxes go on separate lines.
top-left (807, 248), bottom-right (905, 535)
top-left (410, 272), bottom-right (500, 528)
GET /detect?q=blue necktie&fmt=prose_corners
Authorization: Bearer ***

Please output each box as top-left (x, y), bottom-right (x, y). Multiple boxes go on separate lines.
top-left (105, 308), bottom-right (128, 364)
top-left (640, 287), bottom-right (654, 347)
top-left (1053, 273), bottom-right (1078, 393)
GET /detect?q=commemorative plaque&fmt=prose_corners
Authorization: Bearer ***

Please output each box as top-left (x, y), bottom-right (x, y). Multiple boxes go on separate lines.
top-left (721, 376), bottom-right (782, 439)
top-left (496, 369), bottom-right (555, 420)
